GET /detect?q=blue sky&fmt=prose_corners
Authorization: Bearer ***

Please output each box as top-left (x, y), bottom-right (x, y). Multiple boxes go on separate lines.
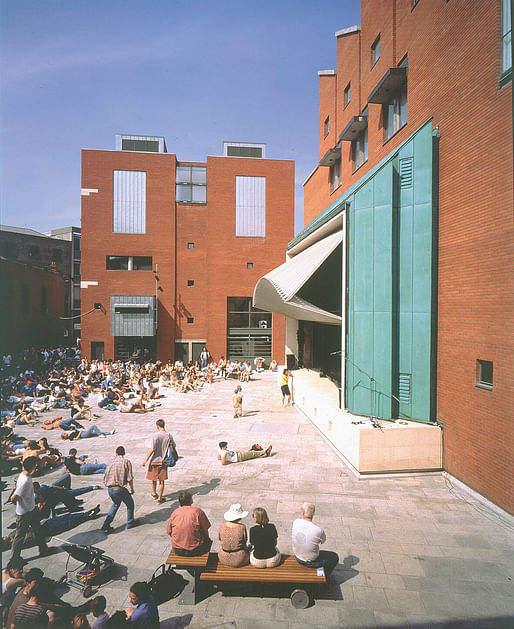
top-left (0, 0), bottom-right (361, 234)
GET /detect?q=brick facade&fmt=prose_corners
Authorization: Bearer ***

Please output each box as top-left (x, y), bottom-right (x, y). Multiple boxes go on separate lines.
top-left (81, 143), bottom-right (293, 366)
top-left (304, 0), bottom-right (513, 512)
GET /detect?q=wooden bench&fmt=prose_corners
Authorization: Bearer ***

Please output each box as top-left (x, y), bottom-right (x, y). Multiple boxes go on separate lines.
top-left (200, 553), bottom-right (326, 608)
top-left (165, 550), bottom-right (210, 605)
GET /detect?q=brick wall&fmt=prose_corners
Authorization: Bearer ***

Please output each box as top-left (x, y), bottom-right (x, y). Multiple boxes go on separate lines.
top-left (304, 0), bottom-right (513, 512)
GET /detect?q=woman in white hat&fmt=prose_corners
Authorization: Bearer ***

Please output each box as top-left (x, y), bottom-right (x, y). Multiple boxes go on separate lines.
top-left (218, 504), bottom-right (250, 567)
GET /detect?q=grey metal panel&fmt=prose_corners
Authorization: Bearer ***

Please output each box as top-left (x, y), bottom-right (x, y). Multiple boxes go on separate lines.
top-left (235, 176), bottom-right (266, 238)
top-left (113, 170), bottom-right (146, 233)
top-left (110, 295), bottom-right (155, 337)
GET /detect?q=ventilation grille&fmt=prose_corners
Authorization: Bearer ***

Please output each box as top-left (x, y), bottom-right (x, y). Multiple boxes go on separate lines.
top-left (227, 145), bottom-right (263, 158)
top-left (399, 158), bottom-right (413, 188)
top-left (398, 373), bottom-right (411, 404)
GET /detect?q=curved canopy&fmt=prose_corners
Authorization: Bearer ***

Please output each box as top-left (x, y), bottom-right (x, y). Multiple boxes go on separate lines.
top-left (253, 230), bottom-right (342, 325)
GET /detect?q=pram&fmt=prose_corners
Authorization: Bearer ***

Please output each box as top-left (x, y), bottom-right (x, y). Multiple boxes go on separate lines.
top-left (55, 538), bottom-right (115, 597)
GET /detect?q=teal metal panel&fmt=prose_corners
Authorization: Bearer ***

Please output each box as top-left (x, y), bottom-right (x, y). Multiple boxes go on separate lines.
top-left (346, 119), bottom-right (435, 423)
top-left (110, 295), bottom-right (155, 337)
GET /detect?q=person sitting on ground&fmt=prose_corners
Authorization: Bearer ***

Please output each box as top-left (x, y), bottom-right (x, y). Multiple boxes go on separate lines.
top-left (72, 613), bottom-right (91, 629)
top-left (71, 398), bottom-right (100, 422)
top-left (22, 441), bottom-right (61, 470)
top-left (60, 424), bottom-right (115, 440)
top-left (249, 507), bottom-right (281, 568)
top-left (125, 582), bottom-right (159, 629)
top-left (11, 579), bottom-right (48, 629)
top-left (64, 448), bottom-right (108, 475)
top-left (166, 491), bottom-right (212, 556)
top-left (269, 359), bottom-right (278, 372)
top-left (218, 441), bottom-right (272, 465)
top-left (4, 568), bottom-right (43, 629)
top-left (2, 557), bottom-right (26, 597)
top-left (291, 502), bottom-right (339, 578)
top-left (89, 595), bottom-right (109, 629)
top-left (218, 504), bottom-right (250, 568)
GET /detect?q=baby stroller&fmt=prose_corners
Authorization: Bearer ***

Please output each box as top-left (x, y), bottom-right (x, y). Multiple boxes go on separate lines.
top-left (56, 538), bottom-right (115, 597)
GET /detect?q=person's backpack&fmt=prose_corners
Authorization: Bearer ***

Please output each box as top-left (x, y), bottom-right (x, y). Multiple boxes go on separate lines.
top-left (148, 564), bottom-right (186, 604)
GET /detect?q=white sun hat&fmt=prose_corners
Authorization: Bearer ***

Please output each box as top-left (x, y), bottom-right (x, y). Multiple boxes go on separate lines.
top-left (224, 503), bottom-right (248, 522)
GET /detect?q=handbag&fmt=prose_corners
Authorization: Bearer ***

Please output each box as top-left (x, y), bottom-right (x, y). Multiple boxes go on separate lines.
top-left (163, 436), bottom-right (178, 468)
top-left (148, 564), bottom-right (185, 604)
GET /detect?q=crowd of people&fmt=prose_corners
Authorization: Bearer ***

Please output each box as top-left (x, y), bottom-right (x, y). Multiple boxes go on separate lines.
top-left (0, 345), bottom-right (337, 628)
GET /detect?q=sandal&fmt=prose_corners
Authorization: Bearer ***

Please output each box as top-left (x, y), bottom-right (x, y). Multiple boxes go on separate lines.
top-left (151, 493), bottom-right (158, 499)
top-left (157, 497), bottom-right (165, 504)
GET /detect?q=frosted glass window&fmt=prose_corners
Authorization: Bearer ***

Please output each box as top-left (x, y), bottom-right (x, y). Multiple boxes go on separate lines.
top-left (113, 170), bottom-right (146, 233)
top-left (235, 176), bottom-right (266, 237)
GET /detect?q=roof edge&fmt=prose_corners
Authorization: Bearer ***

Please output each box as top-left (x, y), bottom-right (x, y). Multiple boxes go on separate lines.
top-left (335, 25), bottom-right (361, 38)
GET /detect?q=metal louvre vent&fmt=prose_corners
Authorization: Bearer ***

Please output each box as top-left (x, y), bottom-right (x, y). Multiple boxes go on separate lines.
top-left (398, 373), bottom-right (411, 404)
top-left (122, 139), bottom-right (160, 152)
top-left (227, 146), bottom-right (263, 158)
top-left (399, 158), bottom-right (413, 188)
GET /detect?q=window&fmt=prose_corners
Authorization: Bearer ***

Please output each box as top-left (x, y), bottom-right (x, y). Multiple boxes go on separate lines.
top-left (106, 256), bottom-right (129, 270)
top-left (52, 248), bottom-right (63, 263)
top-left (41, 287), bottom-right (47, 313)
top-left (122, 139), bottom-right (160, 152)
top-left (2, 242), bottom-right (16, 259)
top-left (28, 245), bottom-right (40, 259)
top-left (344, 83), bottom-right (351, 108)
top-left (502, 0), bottom-right (512, 77)
top-left (113, 170), bottom-right (146, 234)
top-left (330, 158), bottom-right (341, 192)
top-left (187, 242), bottom-right (195, 249)
top-left (132, 256), bottom-right (152, 271)
top-left (324, 117), bottom-right (330, 137)
top-left (371, 35), bottom-right (381, 66)
top-left (384, 58), bottom-right (408, 141)
top-left (73, 285), bottom-right (81, 309)
top-left (73, 262), bottom-right (81, 277)
top-left (247, 262), bottom-right (254, 269)
top-left (226, 146), bottom-right (263, 158)
top-left (106, 256), bottom-right (152, 270)
top-left (227, 297), bottom-right (273, 361)
top-left (73, 235), bottom-right (81, 253)
top-left (227, 297), bottom-right (272, 329)
top-left (187, 317), bottom-right (194, 324)
top-left (176, 166), bottom-right (207, 203)
top-left (187, 280), bottom-right (194, 286)
top-left (235, 176), bottom-right (266, 238)
top-left (476, 360), bottom-right (493, 390)
top-left (353, 125), bottom-right (368, 170)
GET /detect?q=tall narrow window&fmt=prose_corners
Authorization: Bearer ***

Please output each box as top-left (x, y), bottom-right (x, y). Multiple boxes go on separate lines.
top-left (502, 0), bottom-right (512, 76)
top-left (324, 117), bottom-right (330, 137)
top-left (371, 35), bottom-right (381, 66)
top-left (344, 83), bottom-right (351, 108)
top-left (353, 127), bottom-right (368, 170)
top-left (476, 360), bottom-right (493, 390)
top-left (235, 176), bottom-right (266, 237)
top-left (113, 170), bottom-right (146, 234)
top-left (330, 159), bottom-right (341, 192)
top-left (384, 58), bottom-right (408, 141)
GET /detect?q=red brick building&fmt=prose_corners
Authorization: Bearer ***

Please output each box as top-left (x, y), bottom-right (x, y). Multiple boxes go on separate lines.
top-left (80, 137), bottom-right (293, 366)
top-left (256, 0), bottom-right (512, 512)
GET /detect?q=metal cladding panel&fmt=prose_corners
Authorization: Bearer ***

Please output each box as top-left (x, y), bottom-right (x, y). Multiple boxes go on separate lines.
top-left (235, 176), bottom-right (266, 237)
top-left (346, 121), bottom-right (435, 422)
top-left (110, 295), bottom-right (155, 337)
top-left (113, 170), bottom-right (146, 233)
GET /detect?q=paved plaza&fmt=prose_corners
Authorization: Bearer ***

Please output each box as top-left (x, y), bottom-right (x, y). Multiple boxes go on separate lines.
top-left (2, 372), bottom-right (513, 628)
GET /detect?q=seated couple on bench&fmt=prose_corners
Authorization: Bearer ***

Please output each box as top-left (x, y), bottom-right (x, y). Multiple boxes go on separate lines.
top-left (166, 494), bottom-right (338, 578)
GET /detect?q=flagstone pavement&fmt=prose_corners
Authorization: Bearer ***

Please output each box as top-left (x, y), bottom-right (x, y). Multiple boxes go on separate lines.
top-left (2, 372), bottom-right (513, 628)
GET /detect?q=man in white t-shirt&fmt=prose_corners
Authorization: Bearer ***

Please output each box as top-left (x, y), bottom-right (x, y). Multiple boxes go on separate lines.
top-left (10, 457), bottom-right (53, 560)
top-left (217, 441), bottom-right (272, 464)
top-left (291, 502), bottom-right (339, 578)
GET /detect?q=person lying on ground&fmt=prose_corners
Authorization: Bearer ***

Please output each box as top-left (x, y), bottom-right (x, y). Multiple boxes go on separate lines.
top-left (60, 425), bottom-right (115, 440)
top-left (217, 441), bottom-right (272, 465)
top-left (42, 416), bottom-right (84, 431)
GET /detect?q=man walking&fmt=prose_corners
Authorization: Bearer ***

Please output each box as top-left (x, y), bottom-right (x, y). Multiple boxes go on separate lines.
top-left (10, 457), bottom-right (54, 560)
top-left (231, 386), bottom-right (243, 418)
top-left (101, 446), bottom-right (137, 533)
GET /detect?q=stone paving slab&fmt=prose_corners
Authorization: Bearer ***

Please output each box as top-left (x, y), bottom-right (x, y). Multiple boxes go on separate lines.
top-left (2, 372), bottom-right (513, 628)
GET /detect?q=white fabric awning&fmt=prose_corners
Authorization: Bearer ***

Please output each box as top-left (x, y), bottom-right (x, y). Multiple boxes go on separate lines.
top-left (253, 230), bottom-right (342, 324)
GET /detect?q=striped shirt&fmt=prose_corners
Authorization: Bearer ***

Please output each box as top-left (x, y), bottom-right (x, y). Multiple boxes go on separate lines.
top-left (104, 456), bottom-right (133, 488)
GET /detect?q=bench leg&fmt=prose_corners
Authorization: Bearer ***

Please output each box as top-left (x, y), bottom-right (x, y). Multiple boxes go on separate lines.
top-left (178, 569), bottom-right (201, 605)
top-left (290, 587), bottom-right (311, 609)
